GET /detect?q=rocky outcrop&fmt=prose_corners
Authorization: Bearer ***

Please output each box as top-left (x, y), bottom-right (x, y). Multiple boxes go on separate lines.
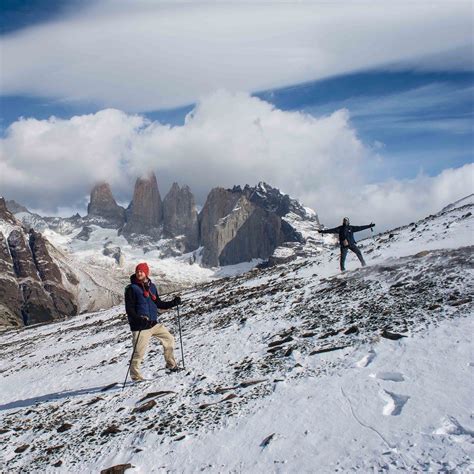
top-left (234, 182), bottom-right (318, 222)
top-left (29, 229), bottom-right (62, 283)
top-left (29, 229), bottom-right (77, 318)
top-left (86, 182), bottom-right (125, 228)
top-left (199, 188), bottom-right (241, 266)
top-left (76, 225), bottom-right (93, 241)
top-left (163, 183), bottom-right (199, 251)
top-left (123, 172), bottom-right (163, 237)
top-left (198, 184), bottom-right (312, 267)
top-left (0, 197), bottom-right (18, 226)
top-left (103, 243), bottom-right (123, 265)
top-left (7, 229), bottom-right (57, 325)
top-left (0, 231), bottom-right (22, 327)
top-left (0, 202), bottom-right (77, 326)
top-left (199, 189), bottom-right (289, 267)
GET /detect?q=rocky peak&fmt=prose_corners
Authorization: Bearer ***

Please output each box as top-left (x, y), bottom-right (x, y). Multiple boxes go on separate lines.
top-left (0, 197), bottom-right (19, 226)
top-left (5, 199), bottom-right (30, 214)
top-left (87, 182), bottom-right (125, 228)
top-left (198, 183), bottom-right (312, 267)
top-left (163, 183), bottom-right (199, 251)
top-left (231, 182), bottom-right (317, 221)
top-left (123, 172), bottom-right (163, 237)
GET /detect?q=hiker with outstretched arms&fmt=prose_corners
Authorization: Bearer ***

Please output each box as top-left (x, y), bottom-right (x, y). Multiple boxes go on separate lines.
top-left (124, 262), bottom-right (181, 381)
top-left (318, 217), bottom-right (375, 271)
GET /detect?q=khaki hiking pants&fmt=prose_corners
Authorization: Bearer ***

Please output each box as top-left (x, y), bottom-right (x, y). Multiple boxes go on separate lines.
top-left (130, 324), bottom-right (177, 380)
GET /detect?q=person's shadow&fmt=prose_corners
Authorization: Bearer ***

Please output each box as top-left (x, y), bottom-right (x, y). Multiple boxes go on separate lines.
top-left (0, 382), bottom-right (119, 411)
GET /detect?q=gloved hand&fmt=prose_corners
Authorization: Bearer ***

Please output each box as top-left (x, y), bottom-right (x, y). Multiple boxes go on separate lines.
top-left (140, 315), bottom-right (151, 328)
top-left (370, 222), bottom-right (375, 228)
top-left (172, 296), bottom-right (182, 306)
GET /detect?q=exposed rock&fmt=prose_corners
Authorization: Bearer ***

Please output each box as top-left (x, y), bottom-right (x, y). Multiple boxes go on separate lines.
top-left (268, 336), bottom-right (293, 347)
top-left (3, 227), bottom-right (76, 325)
top-left (76, 226), bottom-right (93, 241)
top-left (199, 184), bottom-right (309, 267)
top-left (162, 183), bottom-right (199, 251)
top-left (260, 433), bottom-right (275, 449)
top-left (14, 445), bottom-right (29, 454)
top-left (344, 326), bottom-right (359, 335)
top-left (29, 229), bottom-right (62, 283)
top-left (7, 229), bottom-right (39, 280)
top-left (309, 345), bottom-right (349, 355)
top-left (132, 399), bottom-right (157, 413)
top-left (239, 379), bottom-right (268, 388)
top-left (381, 330), bottom-right (407, 340)
top-left (199, 187), bottom-right (240, 266)
top-left (137, 391), bottom-right (175, 403)
top-left (103, 244), bottom-right (123, 265)
top-left (45, 445), bottom-right (64, 455)
top-left (0, 197), bottom-right (18, 225)
top-left (123, 172), bottom-right (163, 238)
top-left (57, 423), bottom-right (73, 433)
top-left (237, 182), bottom-right (317, 221)
top-left (0, 231), bottom-right (22, 327)
top-left (101, 425), bottom-right (121, 435)
top-left (87, 182), bottom-right (125, 228)
top-left (43, 282), bottom-right (77, 318)
top-left (100, 463), bottom-right (133, 474)
top-left (414, 250), bottom-right (431, 258)
top-left (199, 191), bottom-right (282, 267)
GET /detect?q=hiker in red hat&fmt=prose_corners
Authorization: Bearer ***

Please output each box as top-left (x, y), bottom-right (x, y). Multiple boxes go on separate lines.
top-left (124, 262), bottom-right (181, 381)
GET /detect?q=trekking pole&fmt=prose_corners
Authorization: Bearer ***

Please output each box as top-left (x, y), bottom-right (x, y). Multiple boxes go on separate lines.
top-left (371, 226), bottom-right (376, 243)
top-left (122, 330), bottom-right (142, 390)
top-left (176, 304), bottom-right (185, 369)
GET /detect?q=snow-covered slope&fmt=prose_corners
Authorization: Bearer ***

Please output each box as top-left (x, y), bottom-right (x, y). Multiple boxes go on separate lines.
top-left (0, 199), bottom-right (472, 472)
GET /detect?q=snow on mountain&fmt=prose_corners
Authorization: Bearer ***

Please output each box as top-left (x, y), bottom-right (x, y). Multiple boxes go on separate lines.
top-left (441, 193), bottom-right (474, 213)
top-left (0, 198), bottom-right (472, 472)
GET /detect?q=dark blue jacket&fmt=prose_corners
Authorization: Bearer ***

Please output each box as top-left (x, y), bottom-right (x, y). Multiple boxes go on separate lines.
top-left (320, 224), bottom-right (373, 247)
top-left (125, 274), bottom-right (176, 331)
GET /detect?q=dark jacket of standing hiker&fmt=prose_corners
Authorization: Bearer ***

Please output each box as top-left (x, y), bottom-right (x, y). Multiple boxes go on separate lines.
top-left (320, 223), bottom-right (374, 247)
top-left (125, 274), bottom-right (180, 331)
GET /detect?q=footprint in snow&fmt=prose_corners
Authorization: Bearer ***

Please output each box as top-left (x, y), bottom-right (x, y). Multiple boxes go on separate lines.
top-left (370, 371), bottom-right (405, 382)
top-left (355, 351), bottom-right (376, 368)
top-left (433, 416), bottom-right (474, 438)
top-left (380, 389), bottom-right (410, 416)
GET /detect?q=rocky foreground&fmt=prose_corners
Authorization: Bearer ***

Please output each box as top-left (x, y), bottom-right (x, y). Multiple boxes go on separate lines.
top-left (0, 200), bottom-right (472, 472)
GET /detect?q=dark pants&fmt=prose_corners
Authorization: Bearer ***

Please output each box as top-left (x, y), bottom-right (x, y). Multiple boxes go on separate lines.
top-left (340, 244), bottom-right (366, 271)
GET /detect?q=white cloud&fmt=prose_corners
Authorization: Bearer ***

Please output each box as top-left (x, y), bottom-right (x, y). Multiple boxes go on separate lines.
top-left (0, 1), bottom-right (472, 110)
top-left (1, 91), bottom-right (472, 230)
top-left (305, 163), bottom-right (474, 230)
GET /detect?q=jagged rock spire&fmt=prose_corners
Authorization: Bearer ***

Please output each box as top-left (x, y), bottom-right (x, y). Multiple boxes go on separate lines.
top-left (87, 182), bottom-right (125, 228)
top-left (163, 183), bottom-right (199, 251)
top-left (123, 172), bottom-right (163, 236)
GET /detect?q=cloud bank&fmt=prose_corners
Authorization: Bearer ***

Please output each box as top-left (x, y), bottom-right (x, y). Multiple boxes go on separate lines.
top-left (1, 1), bottom-right (472, 110)
top-left (1, 91), bottom-right (472, 230)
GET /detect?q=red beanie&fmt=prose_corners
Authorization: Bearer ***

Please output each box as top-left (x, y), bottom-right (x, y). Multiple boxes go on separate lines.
top-left (135, 262), bottom-right (150, 277)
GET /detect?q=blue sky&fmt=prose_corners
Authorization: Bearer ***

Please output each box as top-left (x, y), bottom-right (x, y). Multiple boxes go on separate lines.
top-left (0, 1), bottom-right (472, 227)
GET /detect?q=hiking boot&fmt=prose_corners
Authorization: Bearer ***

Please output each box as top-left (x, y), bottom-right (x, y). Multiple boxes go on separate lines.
top-left (131, 374), bottom-right (145, 382)
top-left (166, 366), bottom-right (183, 373)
